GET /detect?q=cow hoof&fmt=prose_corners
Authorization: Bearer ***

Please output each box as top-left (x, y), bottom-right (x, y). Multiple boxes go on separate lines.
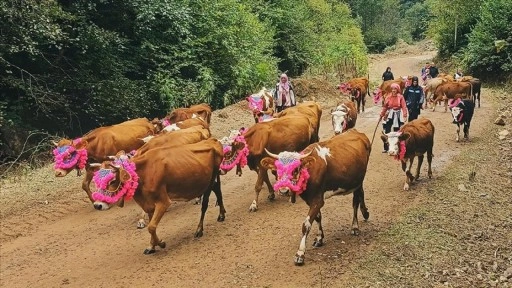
top-left (143, 248), bottom-right (156, 255)
top-left (137, 220), bottom-right (146, 229)
top-left (428, 173), bottom-right (432, 179)
top-left (294, 254), bottom-right (305, 266)
top-left (267, 193), bottom-right (276, 201)
top-left (362, 211), bottom-right (370, 220)
top-left (158, 241), bottom-right (166, 249)
top-left (403, 183), bottom-right (410, 191)
top-left (312, 239), bottom-right (324, 248)
top-left (351, 228), bottom-right (360, 236)
top-left (194, 231), bottom-right (203, 238)
top-left (217, 215), bottom-right (225, 222)
top-left (249, 205), bottom-right (258, 212)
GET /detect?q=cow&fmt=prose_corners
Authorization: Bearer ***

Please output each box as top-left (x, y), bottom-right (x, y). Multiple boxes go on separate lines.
top-left (52, 118), bottom-right (156, 202)
top-left (90, 138), bottom-right (225, 254)
top-left (219, 115), bottom-right (315, 211)
top-left (166, 103), bottom-right (212, 125)
top-left (147, 118), bottom-right (210, 140)
top-left (373, 77), bottom-right (411, 105)
top-left (449, 98), bottom-right (475, 142)
top-left (260, 129), bottom-right (371, 265)
top-left (430, 81), bottom-right (472, 112)
top-left (274, 101), bottom-right (322, 143)
top-left (423, 77), bottom-right (449, 107)
top-left (337, 77), bottom-right (370, 113)
top-left (459, 77), bottom-right (482, 108)
top-left (331, 100), bottom-right (357, 135)
top-left (247, 88), bottom-right (275, 123)
top-left (381, 118), bottom-right (435, 190)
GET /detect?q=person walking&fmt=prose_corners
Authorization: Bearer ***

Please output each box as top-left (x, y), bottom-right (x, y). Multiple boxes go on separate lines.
top-left (273, 73), bottom-right (296, 113)
top-left (380, 83), bottom-right (408, 153)
top-left (382, 67), bottom-right (394, 81)
top-left (403, 76), bottom-right (425, 122)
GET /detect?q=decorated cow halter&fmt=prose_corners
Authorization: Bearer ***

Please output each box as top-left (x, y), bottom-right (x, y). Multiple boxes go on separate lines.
top-left (91, 157), bottom-right (139, 204)
top-left (220, 129), bottom-right (249, 172)
top-left (248, 94), bottom-right (272, 122)
top-left (396, 140), bottom-right (407, 161)
top-left (272, 152), bottom-right (310, 195)
top-left (53, 138), bottom-right (88, 170)
top-left (373, 88), bottom-right (382, 104)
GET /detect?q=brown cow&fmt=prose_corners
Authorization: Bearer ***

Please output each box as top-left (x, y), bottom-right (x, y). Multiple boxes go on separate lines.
top-left (337, 77), bottom-right (370, 113)
top-left (331, 100), bottom-right (357, 135)
top-left (459, 77), bottom-right (482, 108)
top-left (431, 81), bottom-right (472, 112)
top-left (274, 101), bottom-right (322, 143)
top-left (373, 77), bottom-right (411, 105)
top-left (381, 118), bottom-right (435, 190)
top-left (260, 129), bottom-right (371, 265)
top-left (219, 115), bottom-right (315, 211)
top-left (247, 88), bottom-right (275, 123)
top-left (166, 103), bottom-right (212, 124)
top-left (52, 118), bottom-right (156, 202)
top-left (90, 138), bottom-right (225, 254)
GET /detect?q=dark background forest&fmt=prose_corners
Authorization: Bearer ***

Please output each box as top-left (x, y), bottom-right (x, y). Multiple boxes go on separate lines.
top-left (1, 0), bottom-right (511, 169)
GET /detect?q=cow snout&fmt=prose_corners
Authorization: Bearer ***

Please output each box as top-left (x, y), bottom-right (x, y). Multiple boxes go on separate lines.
top-left (334, 130), bottom-right (341, 135)
top-left (54, 169), bottom-right (68, 177)
top-left (93, 201), bottom-right (110, 211)
top-left (279, 187), bottom-right (290, 195)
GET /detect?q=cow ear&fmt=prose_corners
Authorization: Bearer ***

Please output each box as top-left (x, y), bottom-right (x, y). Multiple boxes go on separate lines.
top-left (75, 140), bottom-right (88, 150)
top-left (399, 132), bottom-right (411, 141)
top-left (260, 157), bottom-right (276, 170)
top-left (301, 156), bottom-right (316, 168)
top-left (233, 141), bottom-right (245, 151)
top-left (119, 168), bottom-right (132, 183)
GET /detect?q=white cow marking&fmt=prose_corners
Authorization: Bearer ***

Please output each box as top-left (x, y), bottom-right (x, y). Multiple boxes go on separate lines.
top-left (315, 145), bottom-right (331, 164)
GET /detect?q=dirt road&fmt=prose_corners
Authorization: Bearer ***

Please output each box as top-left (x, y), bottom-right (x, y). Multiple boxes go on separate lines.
top-left (0, 50), bottom-right (494, 288)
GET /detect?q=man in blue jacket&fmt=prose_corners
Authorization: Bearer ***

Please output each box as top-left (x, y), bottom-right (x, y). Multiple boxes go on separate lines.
top-left (403, 76), bottom-right (425, 122)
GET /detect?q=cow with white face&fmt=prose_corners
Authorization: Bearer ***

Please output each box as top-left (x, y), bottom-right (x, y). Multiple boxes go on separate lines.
top-left (331, 100), bottom-right (357, 135)
top-left (449, 98), bottom-right (475, 142)
top-left (261, 129), bottom-right (371, 266)
top-left (381, 118), bottom-right (435, 190)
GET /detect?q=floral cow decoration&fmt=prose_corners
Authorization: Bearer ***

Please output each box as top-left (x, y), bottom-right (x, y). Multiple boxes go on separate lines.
top-left (91, 152), bottom-right (139, 208)
top-left (264, 149), bottom-right (311, 196)
top-left (247, 90), bottom-right (274, 123)
top-left (219, 128), bottom-right (249, 176)
top-left (52, 138), bottom-right (88, 174)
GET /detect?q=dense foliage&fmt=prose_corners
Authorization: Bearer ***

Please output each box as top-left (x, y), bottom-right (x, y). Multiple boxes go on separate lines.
top-left (0, 0), bottom-right (367, 164)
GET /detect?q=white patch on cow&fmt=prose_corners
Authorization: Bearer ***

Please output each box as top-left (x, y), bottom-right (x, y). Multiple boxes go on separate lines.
top-left (191, 113), bottom-right (198, 119)
top-left (331, 110), bottom-right (347, 134)
top-left (324, 187), bottom-right (355, 200)
top-left (315, 145), bottom-right (331, 165)
top-left (163, 123), bottom-right (180, 132)
top-left (298, 216), bottom-right (311, 253)
top-left (451, 107), bottom-right (462, 122)
top-left (141, 135), bottom-right (155, 143)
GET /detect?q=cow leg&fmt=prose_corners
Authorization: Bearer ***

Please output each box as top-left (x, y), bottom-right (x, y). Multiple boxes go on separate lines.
top-left (415, 155), bottom-right (424, 181)
top-left (455, 124), bottom-right (461, 142)
top-left (250, 169), bottom-right (266, 212)
top-left (195, 188), bottom-right (213, 238)
top-left (261, 169), bottom-right (276, 200)
top-left (358, 187), bottom-right (370, 221)
top-left (144, 200), bottom-right (170, 254)
top-left (463, 123), bottom-right (470, 140)
top-left (427, 148), bottom-right (433, 179)
top-left (137, 210), bottom-right (148, 229)
top-left (362, 94), bottom-right (366, 113)
top-left (402, 158), bottom-right (415, 191)
top-left (312, 212), bottom-right (324, 248)
top-left (82, 168), bottom-right (95, 203)
top-left (212, 174), bottom-right (226, 222)
top-left (444, 99), bottom-right (448, 112)
top-left (294, 199), bottom-right (324, 266)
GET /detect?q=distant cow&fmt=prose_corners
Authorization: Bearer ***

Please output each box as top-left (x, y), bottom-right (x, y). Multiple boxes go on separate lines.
top-left (337, 77), bottom-right (370, 113)
top-left (449, 98), bottom-right (475, 142)
top-left (381, 118), bottom-right (435, 190)
top-left (149, 117), bottom-right (210, 137)
top-left (166, 103), bottom-right (212, 125)
top-left (260, 129), bottom-right (371, 265)
top-left (247, 88), bottom-right (275, 123)
top-left (331, 100), bottom-right (357, 135)
top-left (90, 138), bottom-right (225, 254)
top-left (52, 118), bottom-right (156, 202)
top-left (373, 77), bottom-right (410, 105)
top-left (459, 77), bottom-right (482, 108)
top-left (431, 82), bottom-right (472, 112)
top-left (219, 115), bottom-right (315, 211)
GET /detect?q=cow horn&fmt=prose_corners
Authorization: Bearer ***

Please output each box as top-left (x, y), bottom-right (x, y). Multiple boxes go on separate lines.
top-left (264, 148), bottom-right (279, 159)
top-left (107, 155), bottom-right (117, 160)
top-left (89, 163), bottom-right (102, 167)
top-left (109, 163), bottom-right (121, 169)
top-left (299, 151), bottom-right (313, 159)
top-left (51, 140), bottom-right (59, 146)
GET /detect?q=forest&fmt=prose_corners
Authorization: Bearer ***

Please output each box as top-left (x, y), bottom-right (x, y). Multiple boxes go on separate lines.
top-left (1, 0), bottom-right (511, 170)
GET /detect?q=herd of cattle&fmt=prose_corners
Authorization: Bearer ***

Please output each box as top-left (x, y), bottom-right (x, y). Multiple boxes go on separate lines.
top-left (51, 72), bottom-right (480, 265)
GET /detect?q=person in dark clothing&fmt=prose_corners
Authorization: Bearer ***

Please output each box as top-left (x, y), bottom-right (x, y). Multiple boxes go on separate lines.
top-left (429, 63), bottom-right (439, 78)
top-left (403, 76), bottom-right (425, 122)
top-left (382, 67), bottom-right (394, 81)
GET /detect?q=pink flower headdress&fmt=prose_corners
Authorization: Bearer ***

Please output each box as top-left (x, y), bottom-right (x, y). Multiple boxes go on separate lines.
top-left (91, 157), bottom-right (139, 204)
top-left (53, 138), bottom-right (88, 170)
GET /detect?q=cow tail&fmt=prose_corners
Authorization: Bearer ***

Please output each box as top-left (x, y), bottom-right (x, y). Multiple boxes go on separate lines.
top-left (366, 74), bottom-right (371, 97)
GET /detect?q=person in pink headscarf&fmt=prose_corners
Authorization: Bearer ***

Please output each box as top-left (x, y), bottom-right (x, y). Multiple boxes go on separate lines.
top-left (380, 83), bottom-right (408, 152)
top-left (273, 73), bottom-right (296, 112)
